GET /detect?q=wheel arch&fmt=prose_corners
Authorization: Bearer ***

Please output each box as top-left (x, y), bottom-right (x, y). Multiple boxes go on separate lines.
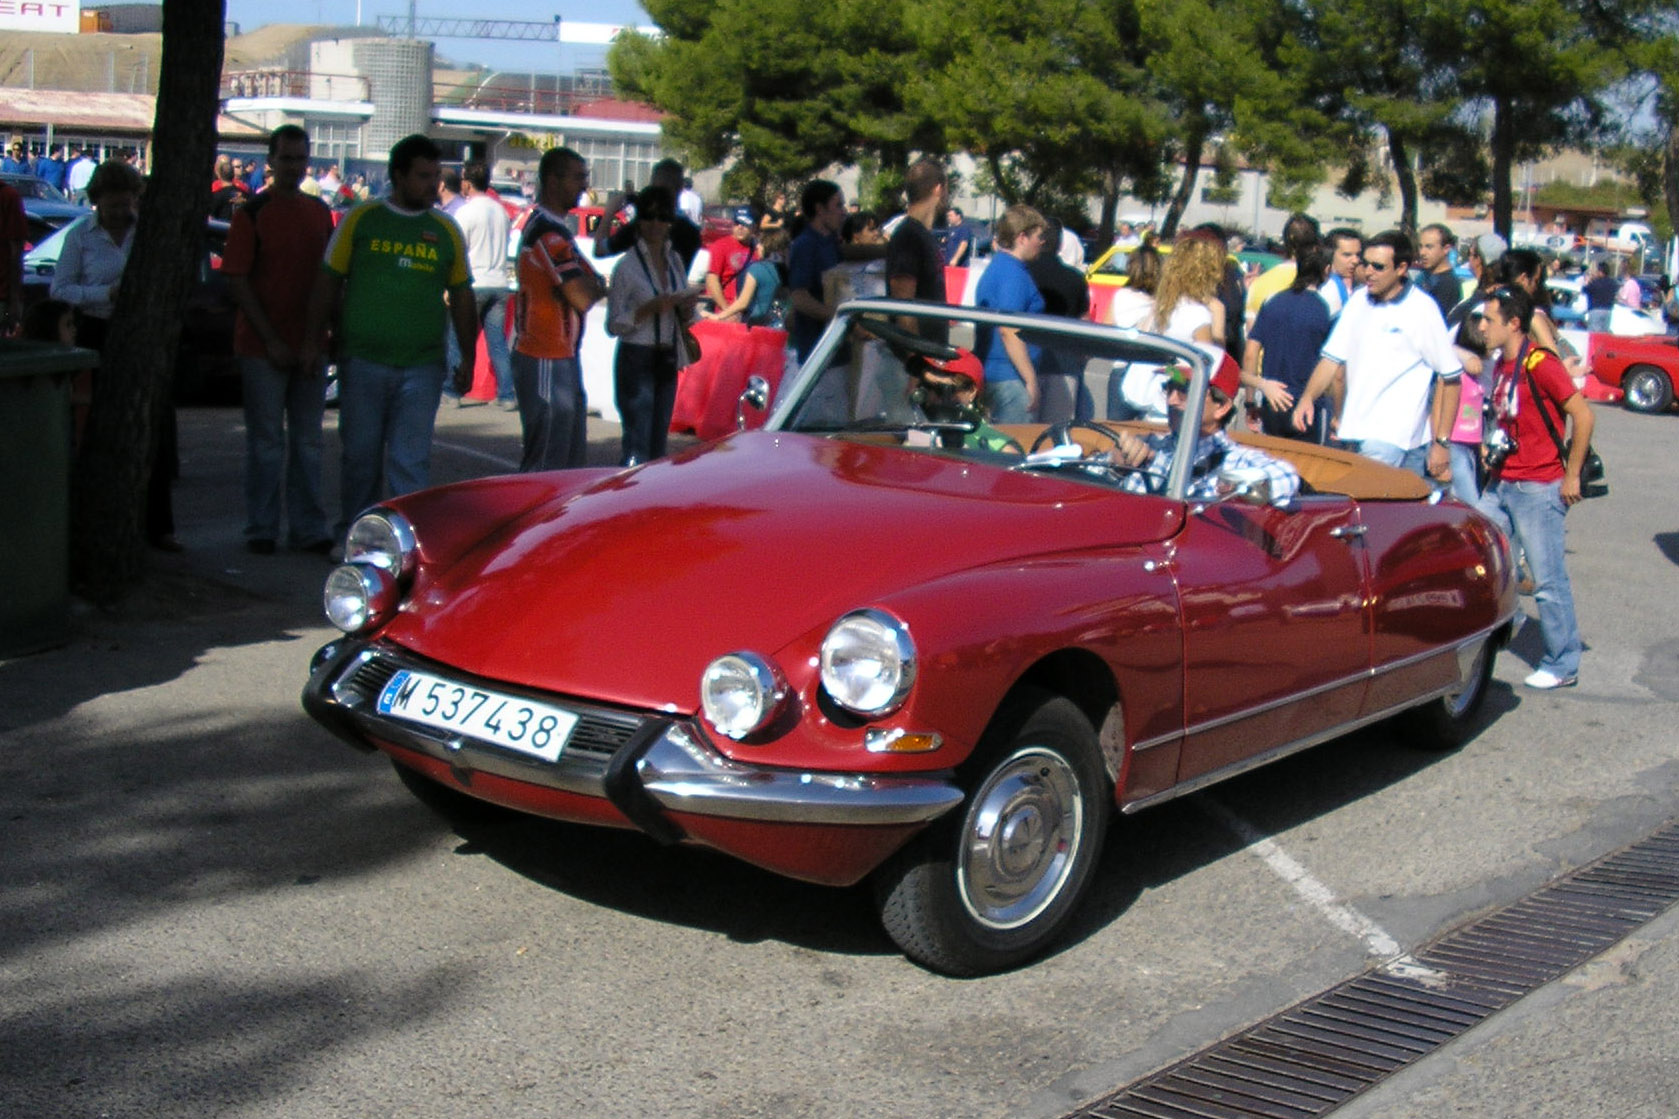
top-left (1010, 648), bottom-right (1124, 786)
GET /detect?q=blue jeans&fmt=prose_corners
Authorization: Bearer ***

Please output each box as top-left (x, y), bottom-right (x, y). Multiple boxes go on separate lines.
top-left (241, 355), bottom-right (329, 546)
top-left (1476, 477), bottom-right (1582, 678)
top-left (1350, 438), bottom-right (1429, 478)
top-left (985, 378), bottom-right (1030, 424)
top-left (512, 351), bottom-right (588, 471)
top-left (478, 287), bottom-right (514, 401)
top-left (335, 357), bottom-right (446, 536)
top-left (1447, 441), bottom-right (1481, 505)
top-left (614, 342), bottom-right (678, 464)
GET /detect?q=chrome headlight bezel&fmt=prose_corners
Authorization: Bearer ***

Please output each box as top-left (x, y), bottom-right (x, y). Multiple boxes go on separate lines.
top-left (344, 510), bottom-right (418, 583)
top-left (323, 563), bottom-right (400, 634)
top-left (819, 609), bottom-right (916, 717)
top-left (701, 652), bottom-right (789, 741)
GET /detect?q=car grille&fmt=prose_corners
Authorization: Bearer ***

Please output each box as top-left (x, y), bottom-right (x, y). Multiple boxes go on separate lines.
top-left (336, 647), bottom-right (647, 763)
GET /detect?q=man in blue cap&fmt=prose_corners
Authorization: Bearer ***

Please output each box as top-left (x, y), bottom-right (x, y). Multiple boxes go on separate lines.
top-left (704, 206), bottom-right (756, 312)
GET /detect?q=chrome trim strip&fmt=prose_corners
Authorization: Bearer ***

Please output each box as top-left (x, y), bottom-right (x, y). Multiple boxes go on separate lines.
top-left (638, 724), bottom-right (965, 827)
top-left (1121, 628), bottom-right (1503, 815)
top-left (1178, 620), bottom-right (1506, 741)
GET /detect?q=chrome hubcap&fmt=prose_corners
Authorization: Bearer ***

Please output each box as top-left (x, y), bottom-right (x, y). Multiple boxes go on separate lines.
top-left (1626, 372), bottom-right (1662, 410)
top-left (1442, 637), bottom-right (1488, 718)
top-left (958, 747), bottom-right (1083, 930)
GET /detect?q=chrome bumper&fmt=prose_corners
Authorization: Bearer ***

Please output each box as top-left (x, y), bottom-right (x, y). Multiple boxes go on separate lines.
top-left (302, 640), bottom-right (963, 830)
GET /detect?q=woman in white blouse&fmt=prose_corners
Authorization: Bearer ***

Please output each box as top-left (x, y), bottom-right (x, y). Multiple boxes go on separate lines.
top-left (607, 185), bottom-right (702, 465)
top-left (51, 159), bottom-right (143, 353)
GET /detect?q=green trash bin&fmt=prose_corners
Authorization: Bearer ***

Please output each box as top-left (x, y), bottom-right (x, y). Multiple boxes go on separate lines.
top-left (0, 339), bottom-right (98, 657)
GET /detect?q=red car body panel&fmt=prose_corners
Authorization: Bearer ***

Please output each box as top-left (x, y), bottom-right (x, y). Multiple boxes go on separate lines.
top-left (1583, 333), bottom-right (1676, 390)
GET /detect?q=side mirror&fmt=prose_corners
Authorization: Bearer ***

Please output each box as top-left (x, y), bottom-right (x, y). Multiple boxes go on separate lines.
top-left (1213, 465), bottom-right (1276, 507)
top-left (736, 375), bottom-right (771, 430)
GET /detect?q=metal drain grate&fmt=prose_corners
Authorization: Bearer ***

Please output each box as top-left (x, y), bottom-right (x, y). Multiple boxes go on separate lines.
top-left (1065, 819), bottom-right (1679, 1119)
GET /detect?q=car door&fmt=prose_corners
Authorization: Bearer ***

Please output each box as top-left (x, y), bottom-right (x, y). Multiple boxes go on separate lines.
top-left (1171, 493), bottom-right (1374, 785)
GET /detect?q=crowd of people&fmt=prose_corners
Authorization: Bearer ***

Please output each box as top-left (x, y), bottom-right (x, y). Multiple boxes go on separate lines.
top-left (33, 129), bottom-right (1605, 691)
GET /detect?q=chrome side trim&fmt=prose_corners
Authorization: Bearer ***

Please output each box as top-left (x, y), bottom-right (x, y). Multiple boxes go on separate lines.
top-left (638, 724), bottom-right (965, 827)
top-left (1178, 620), bottom-right (1506, 741)
top-left (1121, 624), bottom-right (1507, 815)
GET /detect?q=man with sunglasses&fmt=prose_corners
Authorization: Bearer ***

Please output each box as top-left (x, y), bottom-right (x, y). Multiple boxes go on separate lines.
top-left (1290, 230), bottom-right (1461, 485)
top-left (1108, 349), bottom-right (1299, 502)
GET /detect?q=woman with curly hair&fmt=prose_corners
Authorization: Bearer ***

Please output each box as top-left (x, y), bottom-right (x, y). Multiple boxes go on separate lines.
top-left (1149, 232), bottom-right (1227, 346)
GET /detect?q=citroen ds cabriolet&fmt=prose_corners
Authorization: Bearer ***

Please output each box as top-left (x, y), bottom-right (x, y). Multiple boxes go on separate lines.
top-left (304, 300), bottom-right (1516, 975)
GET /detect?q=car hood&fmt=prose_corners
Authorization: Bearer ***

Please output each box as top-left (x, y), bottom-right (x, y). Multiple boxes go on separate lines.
top-left (384, 430), bottom-right (1180, 710)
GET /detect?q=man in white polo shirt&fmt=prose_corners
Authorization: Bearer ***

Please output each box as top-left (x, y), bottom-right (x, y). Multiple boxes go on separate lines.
top-left (1290, 229), bottom-right (1461, 484)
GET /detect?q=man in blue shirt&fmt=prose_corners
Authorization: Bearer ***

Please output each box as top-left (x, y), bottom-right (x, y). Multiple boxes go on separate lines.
top-left (786, 179), bottom-right (848, 363)
top-left (972, 204), bottom-right (1047, 422)
top-left (35, 144), bottom-right (64, 191)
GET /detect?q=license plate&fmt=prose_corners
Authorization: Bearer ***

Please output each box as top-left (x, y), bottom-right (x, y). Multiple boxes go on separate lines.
top-left (375, 669), bottom-right (578, 763)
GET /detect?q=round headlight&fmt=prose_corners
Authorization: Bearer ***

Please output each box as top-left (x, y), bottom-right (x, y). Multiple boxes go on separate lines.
top-left (323, 563), bottom-right (399, 634)
top-left (344, 511), bottom-right (417, 582)
top-left (701, 652), bottom-right (787, 740)
top-left (820, 609), bottom-right (916, 716)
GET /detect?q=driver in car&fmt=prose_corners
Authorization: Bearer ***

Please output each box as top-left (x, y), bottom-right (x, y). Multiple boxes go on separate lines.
top-left (1108, 351), bottom-right (1301, 502)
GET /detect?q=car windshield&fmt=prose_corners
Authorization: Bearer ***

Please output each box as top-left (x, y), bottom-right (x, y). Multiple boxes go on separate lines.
top-left (5, 176), bottom-right (68, 202)
top-left (770, 299), bottom-right (1220, 497)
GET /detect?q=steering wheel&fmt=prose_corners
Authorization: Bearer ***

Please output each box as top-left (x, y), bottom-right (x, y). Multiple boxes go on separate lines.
top-left (1029, 420), bottom-right (1128, 455)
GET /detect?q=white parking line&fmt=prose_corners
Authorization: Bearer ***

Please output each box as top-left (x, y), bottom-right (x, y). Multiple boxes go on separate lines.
top-left (433, 438), bottom-right (520, 472)
top-left (1201, 797), bottom-right (1402, 959)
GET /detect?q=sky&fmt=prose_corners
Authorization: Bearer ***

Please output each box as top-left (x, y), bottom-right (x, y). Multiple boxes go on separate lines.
top-left (223, 0), bottom-right (654, 75)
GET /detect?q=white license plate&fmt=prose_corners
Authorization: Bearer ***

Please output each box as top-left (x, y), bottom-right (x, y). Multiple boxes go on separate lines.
top-left (375, 669), bottom-right (579, 763)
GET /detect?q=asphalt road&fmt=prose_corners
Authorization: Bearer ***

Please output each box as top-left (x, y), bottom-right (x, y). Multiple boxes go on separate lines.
top-left (1, 397), bottom-right (1676, 1119)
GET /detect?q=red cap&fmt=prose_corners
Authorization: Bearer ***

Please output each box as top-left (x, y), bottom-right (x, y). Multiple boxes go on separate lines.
top-left (1164, 344), bottom-right (1241, 402)
top-left (923, 347), bottom-right (984, 390)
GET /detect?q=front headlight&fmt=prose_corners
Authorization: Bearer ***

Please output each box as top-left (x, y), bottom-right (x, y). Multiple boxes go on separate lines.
top-left (820, 609), bottom-right (916, 716)
top-left (701, 652), bottom-right (788, 740)
top-left (344, 510), bottom-right (417, 582)
top-left (323, 563), bottom-right (399, 634)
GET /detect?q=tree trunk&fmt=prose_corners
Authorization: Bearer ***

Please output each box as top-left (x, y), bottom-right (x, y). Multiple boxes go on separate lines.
top-left (71, 0), bottom-right (226, 603)
top-left (1489, 95), bottom-right (1514, 241)
top-left (1097, 167), bottom-right (1120, 249)
top-left (1162, 128), bottom-right (1205, 241)
top-left (1387, 129), bottom-right (1418, 237)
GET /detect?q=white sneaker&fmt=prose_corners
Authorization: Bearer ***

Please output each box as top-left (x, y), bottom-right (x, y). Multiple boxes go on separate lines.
top-left (1524, 669), bottom-right (1577, 690)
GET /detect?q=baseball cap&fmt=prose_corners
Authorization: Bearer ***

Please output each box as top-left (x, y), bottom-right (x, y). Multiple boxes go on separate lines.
top-left (1474, 233), bottom-right (1507, 264)
top-left (921, 348), bottom-right (983, 390)
top-left (732, 206), bottom-right (755, 227)
top-left (1163, 344), bottom-right (1240, 402)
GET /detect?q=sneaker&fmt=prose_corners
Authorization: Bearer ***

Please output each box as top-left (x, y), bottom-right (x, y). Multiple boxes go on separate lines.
top-left (496, 398), bottom-right (519, 411)
top-left (1524, 669), bottom-right (1577, 690)
top-left (456, 396), bottom-right (487, 408)
top-left (245, 538), bottom-right (276, 556)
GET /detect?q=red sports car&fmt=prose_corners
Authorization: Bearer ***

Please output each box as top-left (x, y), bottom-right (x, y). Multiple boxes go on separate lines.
top-left (1571, 330), bottom-right (1677, 414)
top-left (304, 302), bottom-right (1517, 975)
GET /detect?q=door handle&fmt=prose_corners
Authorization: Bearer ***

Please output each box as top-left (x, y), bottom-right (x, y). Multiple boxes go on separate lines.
top-left (1329, 524), bottom-right (1368, 540)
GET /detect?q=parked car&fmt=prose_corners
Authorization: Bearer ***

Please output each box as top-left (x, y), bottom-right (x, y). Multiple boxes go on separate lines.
top-left (1560, 327), bottom-right (1678, 414)
top-left (1547, 275), bottom-right (1665, 334)
top-left (0, 172), bottom-right (89, 248)
top-left (24, 216), bottom-right (236, 400)
top-left (303, 300), bottom-right (1516, 975)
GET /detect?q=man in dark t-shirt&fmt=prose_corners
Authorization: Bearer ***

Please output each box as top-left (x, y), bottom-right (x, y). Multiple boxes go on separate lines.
top-left (885, 157), bottom-right (950, 345)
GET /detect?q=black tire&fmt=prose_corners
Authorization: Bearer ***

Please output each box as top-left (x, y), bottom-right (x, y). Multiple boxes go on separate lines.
top-left (873, 689), bottom-right (1110, 976)
top-left (391, 757), bottom-right (510, 824)
top-left (1397, 635), bottom-right (1495, 750)
top-left (1620, 364), bottom-right (1674, 415)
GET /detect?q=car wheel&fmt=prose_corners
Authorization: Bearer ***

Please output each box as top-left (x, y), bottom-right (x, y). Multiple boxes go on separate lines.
top-left (1398, 635), bottom-right (1494, 750)
top-left (1621, 364), bottom-right (1674, 414)
top-left (390, 757), bottom-right (509, 824)
top-left (873, 689), bottom-right (1110, 976)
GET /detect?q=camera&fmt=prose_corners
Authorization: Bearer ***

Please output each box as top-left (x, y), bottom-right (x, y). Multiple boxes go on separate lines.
top-left (1482, 423), bottom-right (1517, 471)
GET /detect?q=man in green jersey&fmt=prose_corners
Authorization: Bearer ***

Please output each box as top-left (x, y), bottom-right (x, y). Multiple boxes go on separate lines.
top-left (303, 133), bottom-right (478, 540)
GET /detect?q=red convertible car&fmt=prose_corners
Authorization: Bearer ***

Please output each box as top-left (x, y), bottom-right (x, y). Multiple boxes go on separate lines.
top-left (304, 302), bottom-right (1516, 975)
top-left (1566, 329), bottom-right (1677, 414)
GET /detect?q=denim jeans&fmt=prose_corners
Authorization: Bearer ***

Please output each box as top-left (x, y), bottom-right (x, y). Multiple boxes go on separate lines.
top-left (241, 355), bottom-right (329, 546)
top-left (1476, 477), bottom-right (1582, 678)
top-left (985, 378), bottom-right (1030, 424)
top-left (1349, 438), bottom-right (1430, 478)
top-left (478, 287), bottom-right (514, 401)
top-left (1447, 440), bottom-right (1481, 505)
top-left (335, 357), bottom-right (446, 535)
top-left (614, 342), bottom-right (678, 464)
top-left (512, 352), bottom-right (588, 471)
